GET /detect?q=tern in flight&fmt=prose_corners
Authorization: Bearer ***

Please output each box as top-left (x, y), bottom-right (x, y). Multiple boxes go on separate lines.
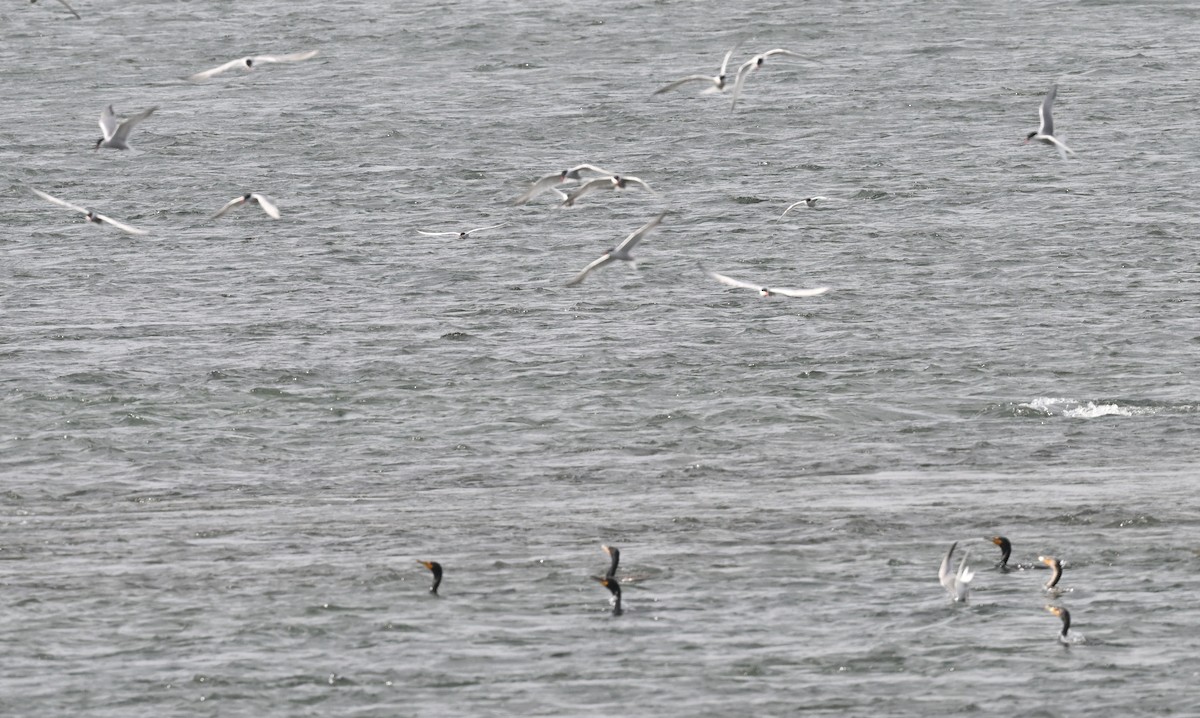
top-left (212, 193), bottom-right (280, 220)
top-left (778, 197), bottom-right (828, 219)
top-left (1025, 84), bottom-right (1075, 159)
top-left (703, 266), bottom-right (829, 298)
top-left (189, 50), bottom-right (319, 81)
top-left (730, 48), bottom-right (817, 110)
top-left (653, 44), bottom-right (740, 96)
top-left (565, 212), bottom-right (668, 286)
top-left (31, 188), bottom-right (148, 235)
top-left (416, 222), bottom-right (507, 239)
top-left (94, 105), bottom-right (156, 150)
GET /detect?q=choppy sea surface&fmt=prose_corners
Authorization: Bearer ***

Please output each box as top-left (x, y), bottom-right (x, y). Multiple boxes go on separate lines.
top-left (3, 1), bottom-right (1200, 715)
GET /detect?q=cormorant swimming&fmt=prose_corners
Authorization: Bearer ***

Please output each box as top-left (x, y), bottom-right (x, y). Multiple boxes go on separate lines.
top-left (1045, 605), bottom-right (1071, 644)
top-left (1039, 555), bottom-right (1063, 590)
top-left (990, 536), bottom-right (1012, 569)
top-left (418, 560), bottom-right (443, 595)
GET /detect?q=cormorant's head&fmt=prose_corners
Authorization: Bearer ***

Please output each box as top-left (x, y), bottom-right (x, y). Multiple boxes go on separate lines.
top-left (418, 560), bottom-right (443, 594)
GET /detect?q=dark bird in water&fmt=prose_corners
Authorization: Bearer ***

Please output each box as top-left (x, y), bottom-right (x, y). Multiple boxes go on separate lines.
top-left (1045, 605), bottom-right (1071, 644)
top-left (988, 536), bottom-right (1047, 571)
top-left (1039, 555), bottom-right (1063, 590)
top-left (595, 576), bottom-right (623, 616)
top-left (417, 560), bottom-right (443, 595)
top-left (602, 544), bottom-right (620, 580)
top-left (990, 536), bottom-right (1012, 569)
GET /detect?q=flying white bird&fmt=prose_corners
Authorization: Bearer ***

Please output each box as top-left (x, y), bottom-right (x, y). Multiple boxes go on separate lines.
top-left (1024, 84), bottom-right (1075, 159)
top-left (189, 50), bottom-right (319, 81)
top-left (561, 175), bottom-right (653, 207)
top-left (212, 193), bottom-right (280, 220)
top-left (31, 187), bottom-right (147, 235)
top-left (566, 212), bottom-right (667, 286)
top-left (513, 164), bottom-right (613, 205)
top-left (416, 222), bottom-right (507, 238)
top-left (938, 542), bottom-right (975, 603)
top-left (778, 197), bottom-right (829, 219)
top-left (730, 48), bottom-right (816, 110)
top-left (703, 267), bottom-right (829, 298)
top-left (653, 45), bottom-right (739, 96)
top-left (94, 105), bottom-right (156, 150)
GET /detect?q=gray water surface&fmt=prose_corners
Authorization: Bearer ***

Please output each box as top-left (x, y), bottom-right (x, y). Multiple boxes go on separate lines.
top-left (3, 1), bottom-right (1200, 716)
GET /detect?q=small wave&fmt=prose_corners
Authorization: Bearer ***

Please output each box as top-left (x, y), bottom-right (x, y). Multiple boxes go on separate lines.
top-left (1014, 397), bottom-right (1196, 419)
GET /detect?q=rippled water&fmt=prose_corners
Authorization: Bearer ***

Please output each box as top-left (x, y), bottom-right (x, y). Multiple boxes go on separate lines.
top-left (3, 1), bottom-right (1200, 715)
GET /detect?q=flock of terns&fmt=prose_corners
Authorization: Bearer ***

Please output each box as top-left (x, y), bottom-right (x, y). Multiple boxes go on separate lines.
top-left (26, 43), bottom-right (320, 233)
top-left (22, 6), bottom-right (1076, 299)
top-left (418, 537), bottom-right (1079, 644)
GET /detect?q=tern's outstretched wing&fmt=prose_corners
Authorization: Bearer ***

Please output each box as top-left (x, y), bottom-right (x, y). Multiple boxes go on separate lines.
top-left (1039, 84), bottom-right (1057, 137)
top-left (110, 107), bottom-right (156, 145)
top-left (94, 213), bottom-right (148, 236)
top-left (614, 211), bottom-right (667, 253)
top-left (249, 194), bottom-right (280, 219)
top-left (566, 254), bottom-right (614, 286)
top-left (771, 286), bottom-right (830, 298)
top-left (189, 58), bottom-right (248, 81)
top-left (32, 187), bottom-right (88, 215)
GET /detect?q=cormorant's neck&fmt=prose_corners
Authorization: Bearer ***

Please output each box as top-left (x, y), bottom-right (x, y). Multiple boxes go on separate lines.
top-left (1046, 562), bottom-right (1062, 588)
